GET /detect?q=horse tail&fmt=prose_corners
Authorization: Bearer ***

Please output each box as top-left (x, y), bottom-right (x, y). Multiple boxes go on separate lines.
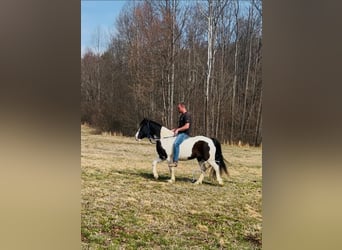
top-left (210, 137), bottom-right (229, 177)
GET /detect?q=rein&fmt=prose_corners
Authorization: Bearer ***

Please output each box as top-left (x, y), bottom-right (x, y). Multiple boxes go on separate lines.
top-left (160, 135), bottom-right (175, 139)
top-left (148, 135), bottom-right (175, 144)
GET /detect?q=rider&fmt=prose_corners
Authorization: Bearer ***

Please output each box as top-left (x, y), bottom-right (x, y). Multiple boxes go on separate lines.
top-left (169, 102), bottom-right (191, 167)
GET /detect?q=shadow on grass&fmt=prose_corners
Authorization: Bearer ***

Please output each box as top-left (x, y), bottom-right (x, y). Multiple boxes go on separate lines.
top-left (113, 169), bottom-right (220, 186)
top-left (244, 234), bottom-right (262, 248)
top-left (138, 171), bottom-right (194, 183)
top-left (138, 172), bottom-right (204, 184)
top-left (139, 172), bottom-right (222, 186)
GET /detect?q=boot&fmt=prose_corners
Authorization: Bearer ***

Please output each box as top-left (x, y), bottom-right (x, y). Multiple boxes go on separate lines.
top-left (169, 162), bottom-right (178, 167)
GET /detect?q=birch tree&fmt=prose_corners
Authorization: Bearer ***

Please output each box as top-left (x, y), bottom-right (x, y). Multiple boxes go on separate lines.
top-left (199, 0), bottom-right (228, 136)
top-left (230, 0), bottom-right (239, 144)
top-left (239, 4), bottom-right (254, 142)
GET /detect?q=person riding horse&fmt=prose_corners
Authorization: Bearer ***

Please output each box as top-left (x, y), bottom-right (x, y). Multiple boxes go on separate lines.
top-left (135, 118), bottom-right (228, 185)
top-left (169, 102), bottom-right (191, 167)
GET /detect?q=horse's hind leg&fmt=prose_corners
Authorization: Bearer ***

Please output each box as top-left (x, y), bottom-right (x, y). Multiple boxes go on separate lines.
top-left (208, 160), bottom-right (224, 185)
top-left (194, 161), bottom-right (206, 185)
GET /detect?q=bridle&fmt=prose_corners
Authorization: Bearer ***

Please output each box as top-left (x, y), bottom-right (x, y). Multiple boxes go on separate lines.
top-left (145, 120), bottom-right (155, 143)
top-left (144, 120), bottom-right (174, 144)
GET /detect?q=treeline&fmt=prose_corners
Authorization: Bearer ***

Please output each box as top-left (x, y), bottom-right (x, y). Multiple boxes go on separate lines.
top-left (81, 0), bottom-right (262, 146)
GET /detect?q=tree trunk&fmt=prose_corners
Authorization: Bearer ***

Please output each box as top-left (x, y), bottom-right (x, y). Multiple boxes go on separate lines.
top-left (230, 0), bottom-right (239, 145)
top-left (170, 0), bottom-right (176, 127)
top-left (205, 0), bottom-right (213, 136)
top-left (161, 70), bottom-right (168, 125)
top-left (240, 9), bottom-right (253, 142)
top-left (254, 89), bottom-right (262, 146)
top-left (230, 44), bottom-right (237, 144)
top-left (246, 36), bottom-right (261, 137)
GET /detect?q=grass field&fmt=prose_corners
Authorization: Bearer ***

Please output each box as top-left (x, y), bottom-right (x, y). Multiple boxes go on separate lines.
top-left (81, 124), bottom-right (262, 249)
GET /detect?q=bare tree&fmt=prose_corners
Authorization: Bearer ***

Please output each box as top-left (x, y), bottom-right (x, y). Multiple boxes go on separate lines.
top-left (199, 0), bottom-right (228, 136)
top-left (81, 0), bottom-right (262, 145)
top-left (239, 4), bottom-right (254, 142)
top-left (230, 0), bottom-right (240, 144)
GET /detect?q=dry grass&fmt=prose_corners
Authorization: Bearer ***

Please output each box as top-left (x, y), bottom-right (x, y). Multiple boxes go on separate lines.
top-left (81, 125), bottom-right (262, 249)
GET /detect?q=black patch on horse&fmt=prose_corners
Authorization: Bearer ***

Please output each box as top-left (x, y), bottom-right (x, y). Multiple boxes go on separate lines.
top-left (211, 137), bottom-right (228, 176)
top-left (188, 141), bottom-right (210, 162)
top-left (156, 141), bottom-right (167, 160)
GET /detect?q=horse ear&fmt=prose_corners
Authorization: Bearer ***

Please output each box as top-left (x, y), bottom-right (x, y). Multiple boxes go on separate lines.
top-left (140, 118), bottom-right (147, 126)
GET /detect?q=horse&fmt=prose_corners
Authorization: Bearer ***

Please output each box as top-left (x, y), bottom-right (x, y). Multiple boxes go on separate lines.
top-left (135, 118), bottom-right (229, 185)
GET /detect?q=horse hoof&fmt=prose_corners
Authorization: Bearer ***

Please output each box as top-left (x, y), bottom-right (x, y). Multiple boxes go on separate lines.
top-left (168, 179), bottom-right (174, 183)
top-left (154, 175), bottom-right (159, 180)
top-left (194, 182), bottom-right (202, 185)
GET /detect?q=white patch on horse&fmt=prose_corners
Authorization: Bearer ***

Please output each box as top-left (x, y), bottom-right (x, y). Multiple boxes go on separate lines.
top-left (135, 129), bottom-right (140, 141)
top-left (160, 126), bottom-right (174, 138)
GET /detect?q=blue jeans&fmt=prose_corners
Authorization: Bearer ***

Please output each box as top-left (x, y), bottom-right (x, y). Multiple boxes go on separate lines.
top-left (173, 133), bottom-right (189, 162)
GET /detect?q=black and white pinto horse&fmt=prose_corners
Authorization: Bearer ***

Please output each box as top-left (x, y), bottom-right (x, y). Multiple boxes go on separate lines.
top-left (135, 119), bottom-right (229, 185)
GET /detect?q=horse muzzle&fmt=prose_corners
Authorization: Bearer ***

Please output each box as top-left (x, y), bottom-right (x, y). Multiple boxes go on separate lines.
top-left (135, 131), bottom-right (141, 141)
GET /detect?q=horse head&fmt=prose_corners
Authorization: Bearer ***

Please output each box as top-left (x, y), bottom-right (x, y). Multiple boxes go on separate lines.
top-left (135, 118), bottom-right (161, 141)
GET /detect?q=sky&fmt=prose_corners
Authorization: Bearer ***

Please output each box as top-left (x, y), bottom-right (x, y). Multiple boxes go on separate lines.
top-left (81, 0), bottom-right (128, 56)
top-left (81, 0), bottom-right (257, 56)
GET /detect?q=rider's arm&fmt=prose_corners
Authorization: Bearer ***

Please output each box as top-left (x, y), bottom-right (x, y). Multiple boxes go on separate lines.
top-left (175, 123), bottom-right (190, 134)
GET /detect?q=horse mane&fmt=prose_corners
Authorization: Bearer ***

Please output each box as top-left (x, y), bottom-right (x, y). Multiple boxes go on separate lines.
top-left (141, 118), bottom-right (173, 138)
top-left (149, 119), bottom-right (162, 128)
top-left (140, 118), bottom-right (162, 128)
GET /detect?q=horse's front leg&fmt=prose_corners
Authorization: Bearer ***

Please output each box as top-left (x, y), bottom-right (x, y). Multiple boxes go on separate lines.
top-left (168, 165), bottom-right (176, 183)
top-left (152, 158), bottom-right (163, 179)
top-left (166, 156), bottom-right (176, 183)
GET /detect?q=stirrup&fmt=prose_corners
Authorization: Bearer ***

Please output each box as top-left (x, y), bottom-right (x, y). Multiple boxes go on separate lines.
top-left (169, 162), bottom-right (178, 167)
